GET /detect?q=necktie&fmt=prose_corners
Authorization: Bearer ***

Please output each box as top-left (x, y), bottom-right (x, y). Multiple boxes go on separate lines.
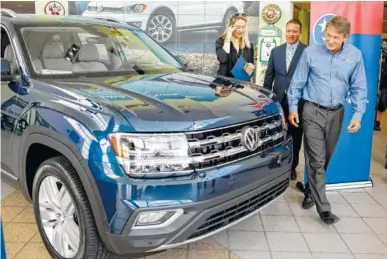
top-left (286, 46), bottom-right (294, 72)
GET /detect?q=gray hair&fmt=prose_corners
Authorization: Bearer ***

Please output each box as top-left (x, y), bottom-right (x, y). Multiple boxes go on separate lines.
top-left (326, 16), bottom-right (351, 36)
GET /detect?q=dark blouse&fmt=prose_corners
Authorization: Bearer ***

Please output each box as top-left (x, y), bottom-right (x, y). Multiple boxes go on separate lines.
top-left (215, 37), bottom-right (255, 78)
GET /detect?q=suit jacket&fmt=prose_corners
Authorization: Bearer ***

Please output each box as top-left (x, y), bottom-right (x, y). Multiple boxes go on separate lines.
top-left (216, 37), bottom-right (255, 78)
top-left (263, 42), bottom-right (307, 102)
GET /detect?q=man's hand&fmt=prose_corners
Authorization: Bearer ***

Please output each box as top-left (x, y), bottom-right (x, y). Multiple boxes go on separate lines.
top-left (281, 112), bottom-right (288, 130)
top-left (288, 112), bottom-right (299, 127)
top-left (348, 119), bottom-right (361, 133)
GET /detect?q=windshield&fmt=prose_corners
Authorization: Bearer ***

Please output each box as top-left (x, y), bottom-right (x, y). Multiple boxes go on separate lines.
top-left (16, 22), bottom-right (184, 77)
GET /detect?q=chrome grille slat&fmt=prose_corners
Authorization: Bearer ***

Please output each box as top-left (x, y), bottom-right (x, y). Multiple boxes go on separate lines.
top-left (190, 131), bottom-right (285, 162)
top-left (191, 146), bottom-right (245, 162)
top-left (188, 120), bottom-right (282, 148)
top-left (185, 114), bottom-right (285, 170)
top-left (188, 133), bottom-right (242, 148)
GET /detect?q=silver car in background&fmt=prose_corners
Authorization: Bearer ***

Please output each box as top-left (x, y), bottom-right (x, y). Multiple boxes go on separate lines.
top-left (82, 1), bottom-right (245, 43)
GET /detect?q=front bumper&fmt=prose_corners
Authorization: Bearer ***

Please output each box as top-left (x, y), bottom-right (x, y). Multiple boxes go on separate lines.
top-left (105, 167), bottom-right (290, 257)
top-left (153, 172), bottom-right (289, 251)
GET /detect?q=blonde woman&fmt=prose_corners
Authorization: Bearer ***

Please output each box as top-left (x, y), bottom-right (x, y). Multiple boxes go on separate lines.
top-left (216, 13), bottom-right (255, 78)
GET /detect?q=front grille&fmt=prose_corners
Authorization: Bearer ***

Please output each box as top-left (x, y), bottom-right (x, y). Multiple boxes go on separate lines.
top-left (188, 177), bottom-right (289, 239)
top-left (185, 114), bottom-right (285, 170)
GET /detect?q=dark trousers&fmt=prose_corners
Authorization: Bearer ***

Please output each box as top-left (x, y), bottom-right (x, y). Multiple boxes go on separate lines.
top-left (302, 101), bottom-right (344, 213)
top-left (281, 95), bottom-right (304, 171)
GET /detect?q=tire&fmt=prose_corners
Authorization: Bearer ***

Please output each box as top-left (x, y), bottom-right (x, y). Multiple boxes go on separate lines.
top-left (32, 156), bottom-right (118, 259)
top-left (146, 13), bottom-right (176, 43)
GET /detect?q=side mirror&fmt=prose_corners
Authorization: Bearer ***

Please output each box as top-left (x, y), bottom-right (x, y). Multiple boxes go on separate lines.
top-left (175, 55), bottom-right (189, 67)
top-left (1, 58), bottom-right (19, 82)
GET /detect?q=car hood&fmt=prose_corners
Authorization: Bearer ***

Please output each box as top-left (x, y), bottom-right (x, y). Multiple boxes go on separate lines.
top-left (41, 72), bottom-right (280, 132)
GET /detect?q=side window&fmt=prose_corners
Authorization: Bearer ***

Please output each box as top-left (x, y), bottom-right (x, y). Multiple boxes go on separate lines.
top-left (1, 27), bottom-right (19, 75)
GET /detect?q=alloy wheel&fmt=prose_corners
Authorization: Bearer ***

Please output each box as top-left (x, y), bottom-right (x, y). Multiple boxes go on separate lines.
top-left (38, 176), bottom-right (80, 258)
top-left (147, 15), bottom-right (174, 43)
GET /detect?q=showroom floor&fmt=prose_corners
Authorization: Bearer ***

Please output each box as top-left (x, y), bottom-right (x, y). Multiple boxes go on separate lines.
top-left (2, 128), bottom-right (387, 259)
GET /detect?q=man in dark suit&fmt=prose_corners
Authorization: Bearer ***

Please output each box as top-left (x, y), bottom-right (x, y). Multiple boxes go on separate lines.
top-left (263, 19), bottom-right (307, 181)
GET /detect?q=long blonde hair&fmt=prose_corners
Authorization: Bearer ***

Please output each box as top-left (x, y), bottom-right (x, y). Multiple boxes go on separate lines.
top-left (220, 14), bottom-right (251, 49)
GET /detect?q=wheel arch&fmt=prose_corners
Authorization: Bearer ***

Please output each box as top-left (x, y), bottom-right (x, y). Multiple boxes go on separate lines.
top-left (19, 127), bottom-right (114, 252)
top-left (148, 6), bottom-right (176, 22)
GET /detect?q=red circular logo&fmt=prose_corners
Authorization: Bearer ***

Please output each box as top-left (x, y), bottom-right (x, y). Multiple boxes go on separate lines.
top-left (44, 1), bottom-right (66, 15)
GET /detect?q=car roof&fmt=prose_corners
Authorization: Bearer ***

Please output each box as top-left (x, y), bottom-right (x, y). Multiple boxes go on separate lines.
top-left (1, 9), bottom-right (138, 30)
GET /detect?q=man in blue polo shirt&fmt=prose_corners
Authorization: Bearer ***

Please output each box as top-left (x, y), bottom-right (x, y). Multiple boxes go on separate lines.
top-left (287, 15), bottom-right (367, 225)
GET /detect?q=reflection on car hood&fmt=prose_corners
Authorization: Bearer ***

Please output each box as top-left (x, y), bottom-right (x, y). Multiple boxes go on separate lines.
top-left (42, 72), bottom-right (279, 132)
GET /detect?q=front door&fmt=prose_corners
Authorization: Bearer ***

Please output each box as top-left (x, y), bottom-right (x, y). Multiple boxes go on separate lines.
top-left (1, 26), bottom-right (23, 179)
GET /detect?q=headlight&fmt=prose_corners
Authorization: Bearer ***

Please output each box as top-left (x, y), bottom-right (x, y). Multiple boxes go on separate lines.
top-left (109, 133), bottom-right (193, 177)
top-left (133, 4), bottom-right (147, 13)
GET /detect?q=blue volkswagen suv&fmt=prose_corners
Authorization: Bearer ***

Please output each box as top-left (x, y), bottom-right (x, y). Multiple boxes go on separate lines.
top-left (1, 9), bottom-right (292, 259)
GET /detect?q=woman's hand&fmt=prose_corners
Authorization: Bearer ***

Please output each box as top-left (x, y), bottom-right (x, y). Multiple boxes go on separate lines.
top-left (226, 25), bottom-right (235, 41)
top-left (243, 63), bottom-right (255, 76)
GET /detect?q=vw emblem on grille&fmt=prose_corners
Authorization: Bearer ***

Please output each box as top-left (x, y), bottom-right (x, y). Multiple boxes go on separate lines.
top-left (241, 126), bottom-right (260, 151)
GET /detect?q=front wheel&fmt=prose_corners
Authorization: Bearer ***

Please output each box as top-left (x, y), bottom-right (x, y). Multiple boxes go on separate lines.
top-left (146, 13), bottom-right (176, 43)
top-left (32, 156), bottom-right (117, 259)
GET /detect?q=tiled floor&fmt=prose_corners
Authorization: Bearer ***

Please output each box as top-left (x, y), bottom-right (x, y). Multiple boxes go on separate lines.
top-left (1, 129), bottom-right (387, 259)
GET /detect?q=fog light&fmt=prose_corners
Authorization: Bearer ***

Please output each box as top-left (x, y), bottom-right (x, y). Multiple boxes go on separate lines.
top-left (134, 209), bottom-right (183, 229)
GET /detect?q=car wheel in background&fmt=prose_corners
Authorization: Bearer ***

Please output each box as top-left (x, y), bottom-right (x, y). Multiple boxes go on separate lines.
top-left (32, 156), bottom-right (117, 259)
top-left (146, 13), bottom-right (176, 43)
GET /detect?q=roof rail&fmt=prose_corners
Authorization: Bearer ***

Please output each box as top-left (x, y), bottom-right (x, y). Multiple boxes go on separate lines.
top-left (1, 8), bottom-right (18, 18)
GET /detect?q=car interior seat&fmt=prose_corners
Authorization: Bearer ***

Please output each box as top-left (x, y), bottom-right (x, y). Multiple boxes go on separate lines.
top-left (72, 44), bottom-right (108, 72)
top-left (41, 44), bottom-right (73, 71)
